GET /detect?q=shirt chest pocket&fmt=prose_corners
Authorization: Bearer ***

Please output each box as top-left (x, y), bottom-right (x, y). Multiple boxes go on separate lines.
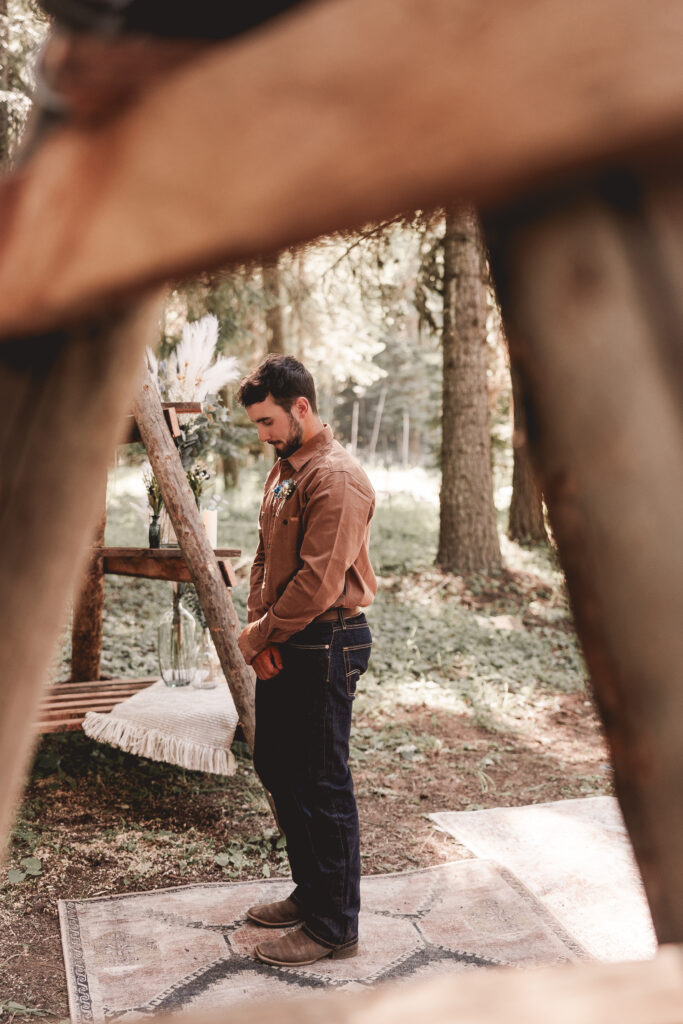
top-left (276, 515), bottom-right (302, 553)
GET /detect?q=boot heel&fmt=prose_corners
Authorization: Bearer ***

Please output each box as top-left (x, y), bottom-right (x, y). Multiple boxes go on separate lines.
top-left (330, 943), bottom-right (358, 960)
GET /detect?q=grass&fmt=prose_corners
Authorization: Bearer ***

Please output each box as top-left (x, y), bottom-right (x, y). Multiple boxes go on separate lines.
top-left (1, 469), bottom-right (603, 1016)
top-left (56, 461), bottom-right (585, 714)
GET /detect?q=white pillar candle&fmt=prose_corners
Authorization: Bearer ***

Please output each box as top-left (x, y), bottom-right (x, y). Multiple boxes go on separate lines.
top-left (202, 509), bottom-right (218, 548)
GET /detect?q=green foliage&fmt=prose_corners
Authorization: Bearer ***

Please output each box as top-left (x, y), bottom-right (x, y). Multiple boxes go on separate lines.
top-left (6, 857), bottom-right (41, 885)
top-left (39, 466), bottom-right (589, 902)
top-left (20, 857), bottom-right (41, 876)
top-left (55, 465), bottom-right (586, 728)
top-left (175, 401), bottom-right (252, 473)
top-left (370, 492), bottom-right (438, 573)
top-left (213, 832), bottom-right (287, 878)
top-left (0, 1001), bottom-right (48, 1017)
top-left (0, 1), bottom-right (49, 163)
top-left (142, 469), bottom-right (164, 516)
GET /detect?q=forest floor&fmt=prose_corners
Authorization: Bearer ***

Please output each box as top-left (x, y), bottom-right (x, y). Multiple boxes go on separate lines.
top-left (0, 465), bottom-right (611, 1019)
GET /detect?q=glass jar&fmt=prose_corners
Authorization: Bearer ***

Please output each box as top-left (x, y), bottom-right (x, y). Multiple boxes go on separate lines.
top-left (158, 597), bottom-right (199, 687)
top-left (159, 508), bottom-right (178, 547)
top-left (192, 628), bottom-right (223, 689)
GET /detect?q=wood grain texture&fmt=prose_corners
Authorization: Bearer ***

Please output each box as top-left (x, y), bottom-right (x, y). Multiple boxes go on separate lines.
top-left (132, 946), bottom-right (683, 1024)
top-left (1, 0), bottom-right (683, 336)
top-left (37, 677), bottom-right (157, 733)
top-left (70, 504), bottom-right (106, 681)
top-left (484, 172), bottom-right (683, 942)
top-left (133, 374), bottom-right (257, 749)
top-left (0, 297), bottom-right (163, 845)
top-left (101, 548), bottom-right (241, 582)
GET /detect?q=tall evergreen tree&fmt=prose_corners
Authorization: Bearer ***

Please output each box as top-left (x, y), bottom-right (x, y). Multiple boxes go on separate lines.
top-left (262, 254), bottom-right (285, 354)
top-left (508, 362), bottom-right (548, 543)
top-left (437, 207), bottom-right (501, 573)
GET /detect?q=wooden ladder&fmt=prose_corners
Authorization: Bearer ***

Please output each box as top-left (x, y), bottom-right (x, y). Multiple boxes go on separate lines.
top-left (42, 401), bottom-right (241, 734)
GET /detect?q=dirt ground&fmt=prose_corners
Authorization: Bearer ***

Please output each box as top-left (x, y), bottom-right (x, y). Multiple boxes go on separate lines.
top-left (0, 690), bottom-right (610, 1019)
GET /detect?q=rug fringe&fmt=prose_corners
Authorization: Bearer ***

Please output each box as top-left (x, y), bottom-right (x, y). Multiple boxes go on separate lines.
top-left (82, 712), bottom-right (236, 776)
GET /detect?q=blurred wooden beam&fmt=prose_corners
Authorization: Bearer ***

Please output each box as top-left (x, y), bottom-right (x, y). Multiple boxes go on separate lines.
top-left (117, 947), bottom-right (683, 1024)
top-left (1, 0), bottom-right (683, 337)
top-left (484, 165), bottom-right (683, 943)
top-left (0, 295), bottom-right (163, 847)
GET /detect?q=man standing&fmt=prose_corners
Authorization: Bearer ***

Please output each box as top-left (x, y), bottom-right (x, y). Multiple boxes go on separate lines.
top-left (236, 354), bottom-right (377, 967)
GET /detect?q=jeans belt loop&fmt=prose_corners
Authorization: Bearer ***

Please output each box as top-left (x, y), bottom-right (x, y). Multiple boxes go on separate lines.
top-left (337, 606), bottom-right (346, 630)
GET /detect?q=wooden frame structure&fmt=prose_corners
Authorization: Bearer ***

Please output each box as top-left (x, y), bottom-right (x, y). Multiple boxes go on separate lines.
top-left (38, 398), bottom-right (242, 733)
top-left (2, 0), bottom-right (683, 1017)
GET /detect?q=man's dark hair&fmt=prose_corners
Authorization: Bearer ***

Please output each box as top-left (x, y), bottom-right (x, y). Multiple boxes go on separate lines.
top-left (236, 354), bottom-right (318, 413)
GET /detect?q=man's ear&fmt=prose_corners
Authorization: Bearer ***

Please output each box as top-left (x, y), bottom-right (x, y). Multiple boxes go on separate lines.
top-left (294, 396), bottom-right (309, 418)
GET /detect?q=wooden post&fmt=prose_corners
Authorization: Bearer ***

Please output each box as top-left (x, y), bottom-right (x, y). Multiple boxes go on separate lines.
top-left (369, 385), bottom-right (387, 460)
top-left (402, 410), bottom-right (410, 467)
top-left (133, 373), bottom-right (257, 751)
top-left (70, 499), bottom-right (107, 682)
top-left (57, 946), bottom-right (683, 1024)
top-left (0, 297), bottom-right (163, 849)
top-left (484, 168), bottom-right (683, 943)
top-left (350, 400), bottom-right (359, 456)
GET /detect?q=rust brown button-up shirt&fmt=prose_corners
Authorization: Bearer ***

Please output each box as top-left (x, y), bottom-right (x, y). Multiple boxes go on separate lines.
top-left (241, 424), bottom-right (377, 663)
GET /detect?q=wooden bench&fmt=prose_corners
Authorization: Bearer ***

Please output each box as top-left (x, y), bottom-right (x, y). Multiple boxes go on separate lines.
top-left (37, 677), bottom-right (157, 733)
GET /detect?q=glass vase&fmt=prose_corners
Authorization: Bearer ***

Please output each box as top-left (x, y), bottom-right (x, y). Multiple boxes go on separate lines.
top-left (148, 514), bottom-right (161, 549)
top-left (159, 508), bottom-right (178, 547)
top-left (158, 597), bottom-right (199, 687)
top-left (192, 628), bottom-right (222, 689)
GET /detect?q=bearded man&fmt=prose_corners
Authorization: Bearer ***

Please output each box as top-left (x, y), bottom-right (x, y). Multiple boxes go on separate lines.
top-left (236, 354), bottom-right (377, 967)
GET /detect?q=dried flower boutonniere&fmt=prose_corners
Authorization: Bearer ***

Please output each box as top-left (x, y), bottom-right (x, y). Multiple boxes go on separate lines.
top-left (273, 478), bottom-right (297, 501)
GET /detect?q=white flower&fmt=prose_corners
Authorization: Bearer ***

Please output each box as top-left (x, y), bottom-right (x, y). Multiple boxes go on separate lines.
top-left (158, 315), bottom-right (240, 402)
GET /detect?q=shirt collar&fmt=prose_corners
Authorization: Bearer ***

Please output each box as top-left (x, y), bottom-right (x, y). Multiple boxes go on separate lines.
top-left (283, 424), bottom-right (333, 472)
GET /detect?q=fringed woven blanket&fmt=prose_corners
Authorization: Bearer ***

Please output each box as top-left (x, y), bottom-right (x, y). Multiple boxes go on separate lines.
top-left (83, 679), bottom-right (238, 775)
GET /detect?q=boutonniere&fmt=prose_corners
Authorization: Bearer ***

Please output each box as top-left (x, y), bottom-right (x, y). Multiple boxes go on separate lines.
top-left (273, 478), bottom-right (297, 501)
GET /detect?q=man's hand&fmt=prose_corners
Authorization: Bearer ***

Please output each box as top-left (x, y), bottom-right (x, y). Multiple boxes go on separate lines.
top-left (238, 621), bottom-right (263, 665)
top-left (252, 644), bottom-right (283, 680)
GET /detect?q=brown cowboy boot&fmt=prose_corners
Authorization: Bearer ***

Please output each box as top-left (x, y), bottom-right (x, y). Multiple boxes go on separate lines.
top-left (246, 896), bottom-right (302, 927)
top-left (254, 926), bottom-right (358, 966)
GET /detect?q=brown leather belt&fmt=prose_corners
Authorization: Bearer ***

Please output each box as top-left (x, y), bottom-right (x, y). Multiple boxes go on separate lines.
top-left (314, 606), bottom-right (363, 623)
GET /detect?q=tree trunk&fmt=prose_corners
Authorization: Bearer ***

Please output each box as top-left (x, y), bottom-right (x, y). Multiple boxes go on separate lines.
top-left (437, 206), bottom-right (501, 574)
top-left (70, 501), bottom-right (107, 681)
top-left (221, 453), bottom-right (240, 489)
top-left (262, 254), bottom-right (284, 354)
top-left (402, 410), bottom-right (410, 467)
top-left (133, 374), bottom-right (257, 751)
top-left (508, 361), bottom-right (548, 543)
top-left (484, 168), bottom-right (683, 943)
top-left (368, 386), bottom-right (387, 460)
top-left (350, 400), bottom-right (359, 456)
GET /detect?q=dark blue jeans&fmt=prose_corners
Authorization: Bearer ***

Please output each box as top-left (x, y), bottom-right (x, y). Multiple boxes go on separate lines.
top-left (253, 612), bottom-right (372, 948)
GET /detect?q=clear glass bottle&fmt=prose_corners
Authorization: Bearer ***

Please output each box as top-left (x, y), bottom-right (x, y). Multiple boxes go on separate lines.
top-left (193, 628), bottom-right (222, 689)
top-left (158, 596), bottom-right (199, 687)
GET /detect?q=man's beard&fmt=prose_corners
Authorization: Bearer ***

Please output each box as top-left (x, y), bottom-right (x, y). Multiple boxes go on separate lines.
top-left (272, 414), bottom-right (303, 459)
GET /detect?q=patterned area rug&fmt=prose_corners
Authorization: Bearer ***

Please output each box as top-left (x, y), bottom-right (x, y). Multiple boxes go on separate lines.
top-left (430, 797), bottom-right (656, 962)
top-left (59, 860), bottom-right (586, 1022)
